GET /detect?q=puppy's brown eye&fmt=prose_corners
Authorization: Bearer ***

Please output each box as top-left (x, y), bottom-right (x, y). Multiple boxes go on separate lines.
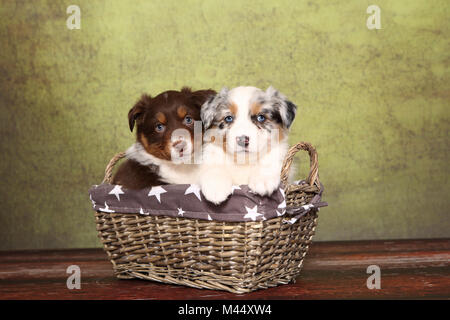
top-left (183, 116), bottom-right (193, 125)
top-left (155, 123), bottom-right (165, 132)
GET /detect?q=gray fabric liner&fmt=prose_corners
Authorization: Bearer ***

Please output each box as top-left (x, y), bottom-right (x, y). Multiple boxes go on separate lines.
top-left (89, 181), bottom-right (327, 224)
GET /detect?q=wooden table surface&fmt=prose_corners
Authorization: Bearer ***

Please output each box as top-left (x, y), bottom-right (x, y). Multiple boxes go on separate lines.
top-left (0, 239), bottom-right (449, 300)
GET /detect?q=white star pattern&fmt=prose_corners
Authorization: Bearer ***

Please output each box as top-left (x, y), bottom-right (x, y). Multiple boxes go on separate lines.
top-left (302, 204), bottom-right (314, 211)
top-left (285, 217), bottom-right (298, 224)
top-left (109, 185), bottom-right (124, 201)
top-left (184, 184), bottom-right (202, 201)
top-left (279, 188), bottom-right (285, 199)
top-left (89, 181), bottom-right (317, 222)
top-left (99, 202), bottom-right (115, 213)
top-left (177, 207), bottom-right (185, 216)
top-left (148, 186), bottom-right (167, 203)
top-left (244, 205), bottom-right (263, 221)
top-left (90, 194), bottom-right (96, 207)
top-left (231, 185), bottom-right (241, 194)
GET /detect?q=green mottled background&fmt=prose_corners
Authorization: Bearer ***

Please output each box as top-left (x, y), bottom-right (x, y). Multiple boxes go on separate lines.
top-left (0, 0), bottom-right (448, 250)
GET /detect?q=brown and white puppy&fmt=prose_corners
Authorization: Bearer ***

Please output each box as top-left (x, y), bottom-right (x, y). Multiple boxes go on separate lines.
top-left (112, 87), bottom-right (216, 189)
top-left (199, 86), bottom-right (297, 204)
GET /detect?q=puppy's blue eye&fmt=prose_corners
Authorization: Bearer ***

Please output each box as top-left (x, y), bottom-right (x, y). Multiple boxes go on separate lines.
top-left (184, 116), bottom-right (193, 125)
top-left (256, 114), bottom-right (266, 122)
top-left (224, 116), bottom-right (233, 123)
top-left (155, 123), bottom-right (165, 132)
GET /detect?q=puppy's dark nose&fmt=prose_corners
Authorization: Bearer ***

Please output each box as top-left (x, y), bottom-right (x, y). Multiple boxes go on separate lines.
top-left (236, 135), bottom-right (249, 147)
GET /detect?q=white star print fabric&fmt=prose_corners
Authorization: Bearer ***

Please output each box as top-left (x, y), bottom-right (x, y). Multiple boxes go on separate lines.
top-left (89, 180), bottom-right (327, 223)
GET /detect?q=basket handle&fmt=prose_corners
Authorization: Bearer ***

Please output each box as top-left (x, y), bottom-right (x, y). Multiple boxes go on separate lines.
top-left (102, 142), bottom-right (320, 187)
top-left (102, 152), bottom-right (126, 184)
top-left (280, 142), bottom-right (320, 188)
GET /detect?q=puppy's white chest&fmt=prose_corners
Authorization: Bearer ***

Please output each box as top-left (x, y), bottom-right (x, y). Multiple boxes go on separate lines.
top-left (159, 163), bottom-right (200, 185)
top-left (229, 166), bottom-right (253, 185)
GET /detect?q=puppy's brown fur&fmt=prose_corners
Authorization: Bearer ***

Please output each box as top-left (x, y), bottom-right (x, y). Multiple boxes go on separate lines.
top-left (112, 87), bottom-right (216, 189)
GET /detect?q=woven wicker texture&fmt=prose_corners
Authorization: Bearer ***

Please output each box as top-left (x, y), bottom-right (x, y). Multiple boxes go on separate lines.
top-left (94, 142), bottom-right (322, 293)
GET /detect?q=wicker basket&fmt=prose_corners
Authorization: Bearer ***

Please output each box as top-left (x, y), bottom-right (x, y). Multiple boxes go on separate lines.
top-left (93, 142), bottom-right (325, 293)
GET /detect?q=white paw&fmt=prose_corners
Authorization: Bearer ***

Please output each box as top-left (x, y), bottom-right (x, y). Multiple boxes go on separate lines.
top-left (201, 179), bottom-right (232, 205)
top-left (248, 174), bottom-right (280, 197)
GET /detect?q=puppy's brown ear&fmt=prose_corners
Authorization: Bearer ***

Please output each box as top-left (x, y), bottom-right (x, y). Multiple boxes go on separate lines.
top-left (190, 89), bottom-right (217, 108)
top-left (128, 94), bottom-right (151, 132)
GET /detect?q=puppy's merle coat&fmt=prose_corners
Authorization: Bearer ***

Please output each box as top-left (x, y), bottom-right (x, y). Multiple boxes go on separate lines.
top-left (112, 87), bottom-right (216, 189)
top-left (199, 86), bottom-right (297, 204)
